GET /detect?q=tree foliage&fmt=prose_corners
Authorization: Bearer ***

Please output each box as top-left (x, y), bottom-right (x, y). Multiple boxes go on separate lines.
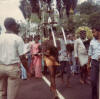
top-left (74, 14), bottom-right (89, 28)
top-left (77, 2), bottom-right (100, 15)
top-left (29, 0), bottom-right (40, 14)
top-left (88, 11), bottom-right (100, 28)
top-left (63, 0), bottom-right (77, 16)
top-left (20, 0), bottom-right (32, 18)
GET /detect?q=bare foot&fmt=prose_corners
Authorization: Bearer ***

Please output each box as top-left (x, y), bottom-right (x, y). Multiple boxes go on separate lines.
top-left (80, 79), bottom-right (85, 84)
top-left (56, 73), bottom-right (61, 78)
top-left (84, 80), bottom-right (91, 85)
top-left (54, 91), bottom-right (59, 99)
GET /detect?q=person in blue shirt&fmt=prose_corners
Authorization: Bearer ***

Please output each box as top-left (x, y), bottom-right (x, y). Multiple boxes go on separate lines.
top-left (88, 26), bottom-right (100, 99)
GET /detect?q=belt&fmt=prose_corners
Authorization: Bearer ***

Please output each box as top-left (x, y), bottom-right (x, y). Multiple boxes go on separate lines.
top-left (0, 63), bottom-right (20, 66)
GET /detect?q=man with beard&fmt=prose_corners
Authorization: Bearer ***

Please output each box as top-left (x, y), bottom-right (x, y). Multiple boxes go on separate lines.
top-left (88, 26), bottom-right (100, 99)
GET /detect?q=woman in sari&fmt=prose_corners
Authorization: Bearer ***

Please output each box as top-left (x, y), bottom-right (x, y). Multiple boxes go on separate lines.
top-left (30, 35), bottom-right (42, 78)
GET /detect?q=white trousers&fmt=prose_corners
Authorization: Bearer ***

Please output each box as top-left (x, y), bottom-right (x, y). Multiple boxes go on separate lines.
top-left (0, 64), bottom-right (21, 99)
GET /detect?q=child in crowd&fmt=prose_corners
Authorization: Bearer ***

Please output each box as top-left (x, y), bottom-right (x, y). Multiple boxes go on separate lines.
top-left (66, 43), bottom-right (74, 87)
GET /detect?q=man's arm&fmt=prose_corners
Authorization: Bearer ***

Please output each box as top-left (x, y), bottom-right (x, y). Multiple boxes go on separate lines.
top-left (74, 40), bottom-right (79, 65)
top-left (87, 41), bottom-right (92, 69)
top-left (87, 56), bottom-right (91, 70)
top-left (17, 37), bottom-right (29, 73)
top-left (19, 54), bottom-right (29, 72)
top-left (88, 41), bottom-right (93, 63)
top-left (88, 56), bottom-right (91, 65)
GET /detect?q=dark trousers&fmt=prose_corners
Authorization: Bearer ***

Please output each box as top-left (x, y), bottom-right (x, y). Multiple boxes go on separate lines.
top-left (60, 61), bottom-right (71, 80)
top-left (91, 59), bottom-right (99, 99)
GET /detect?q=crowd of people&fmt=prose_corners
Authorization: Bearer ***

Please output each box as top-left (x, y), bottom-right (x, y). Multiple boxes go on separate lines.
top-left (0, 17), bottom-right (99, 99)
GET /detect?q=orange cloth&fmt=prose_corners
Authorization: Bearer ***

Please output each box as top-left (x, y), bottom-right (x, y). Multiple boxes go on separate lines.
top-left (44, 56), bottom-right (60, 67)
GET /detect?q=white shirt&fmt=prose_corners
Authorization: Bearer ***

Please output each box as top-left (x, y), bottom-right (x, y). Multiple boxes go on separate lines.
top-left (74, 38), bottom-right (88, 66)
top-left (66, 40), bottom-right (74, 45)
top-left (58, 38), bottom-right (68, 61)
top-left (24, 43), bottom-right (30, 54)
top-left (74, 38), bottom-right (87, 57)
top-left (0, 33), bottom-right (25, 65)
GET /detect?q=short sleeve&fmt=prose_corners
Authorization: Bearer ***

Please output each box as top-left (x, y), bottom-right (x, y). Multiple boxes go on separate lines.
top-left (17, 37), bottom-right (25, 56)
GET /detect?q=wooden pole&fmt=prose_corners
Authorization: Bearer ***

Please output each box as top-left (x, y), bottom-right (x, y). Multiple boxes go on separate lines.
top-left (51, 27), bottom-right (57, 47)
top-left (49, 17), bottom-right (57, 47)
top-left (61, 27), bottom-right (67, 44)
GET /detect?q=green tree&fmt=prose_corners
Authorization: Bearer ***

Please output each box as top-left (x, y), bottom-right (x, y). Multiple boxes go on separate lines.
top-left (74, 14), bottom-right (89, 28)
top-left (77, 2), bottom-right (100, 15)
top-left (88, 11), bottom-right (100, 28)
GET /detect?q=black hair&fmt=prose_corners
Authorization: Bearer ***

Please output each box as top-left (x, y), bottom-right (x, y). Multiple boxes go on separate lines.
top-left (66, 44), bottom-right (74, 53)
top-left (4, 18), bottom-right (16, 30)
top-left (92, 25), bottom-right (100, 32)
top-left (4, 17), bottom-right (20, 34)
top-left (49, 46), bottom-right (58, 61)
top-left (34, 35), bottom-right (40, 40)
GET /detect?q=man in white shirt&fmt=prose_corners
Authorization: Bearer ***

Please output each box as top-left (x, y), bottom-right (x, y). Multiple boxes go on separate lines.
top-left (58, 38), bottom-right (69, 80)
top-left (0, 18), bottom-right (29, 99)
top-left (74, 30), bottom-right (88, 84)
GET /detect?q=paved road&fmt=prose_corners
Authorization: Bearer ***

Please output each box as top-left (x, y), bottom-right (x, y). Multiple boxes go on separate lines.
top-left (17, 75), bottom-right (91, 99)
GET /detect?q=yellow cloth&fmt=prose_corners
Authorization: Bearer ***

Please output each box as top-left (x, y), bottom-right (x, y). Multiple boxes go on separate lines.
top-left (44, 56), bottom-right (60, 67)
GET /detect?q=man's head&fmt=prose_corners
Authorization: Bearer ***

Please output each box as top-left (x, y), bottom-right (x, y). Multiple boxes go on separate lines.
top-left (92, 26), bottom-right (100, 39)
top-left (79, 30), bottom-right (86, 40)
top-left (4, 18), bottom-right (20, 34)
top-left (34, 35), bottom-right (40, 43)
